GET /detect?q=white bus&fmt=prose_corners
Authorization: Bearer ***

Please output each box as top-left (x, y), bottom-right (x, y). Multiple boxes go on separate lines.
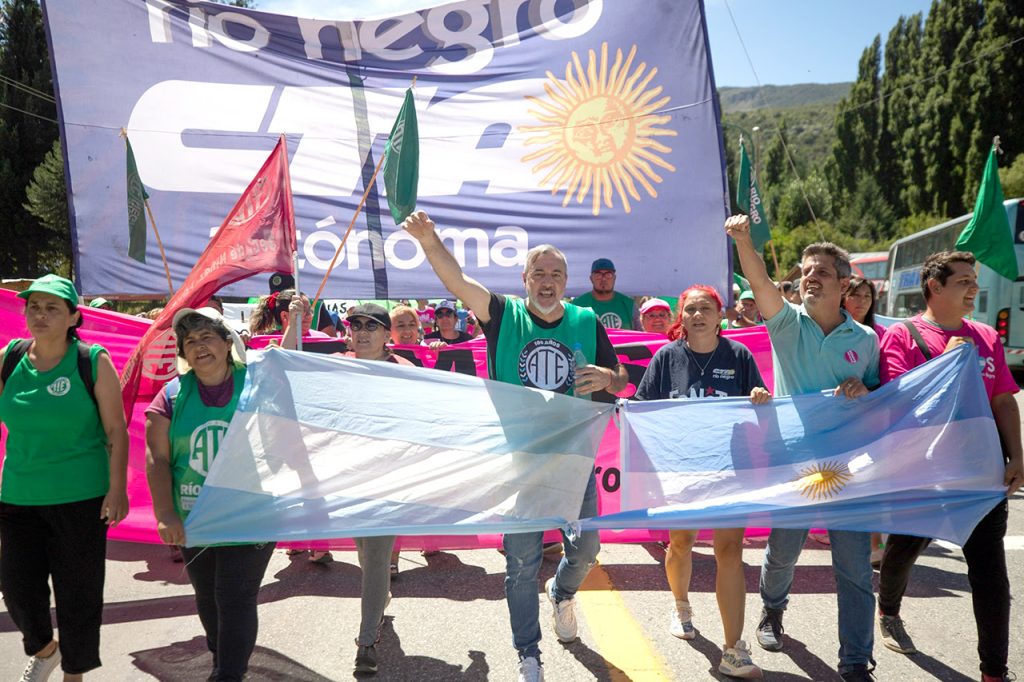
top-left (883, 198), bottom-right (1024, 369)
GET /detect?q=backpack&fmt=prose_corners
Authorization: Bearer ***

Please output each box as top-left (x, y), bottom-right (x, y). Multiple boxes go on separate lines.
top-left (1, 339), bottom-right (97, 406)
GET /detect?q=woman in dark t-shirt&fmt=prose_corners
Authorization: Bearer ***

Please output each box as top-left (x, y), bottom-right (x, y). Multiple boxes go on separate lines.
top-left (634, 284), bottom-right (769, 680)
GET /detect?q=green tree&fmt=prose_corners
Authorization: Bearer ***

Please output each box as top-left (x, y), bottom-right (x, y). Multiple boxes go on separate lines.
top-left (834, 173), bottom-right (896, 242)
top-left (773, 172), bottom-right (833, 231)
top-left (877, 14), bottom-right (922, 216)
top-left (24, 138), bottom-right (70, 276)
top-left (998, 153), bottom-right (1024, 199)
top-left (829, 36), bottom-right (881, 211)
top-left (0, 0), bottom-right (58, 277)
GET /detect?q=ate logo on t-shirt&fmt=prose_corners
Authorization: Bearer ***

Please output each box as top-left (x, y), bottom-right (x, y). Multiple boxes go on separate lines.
top-left (600, 312), bottom-right (623, 329)
top-left (46, 376), bottom-right (71, 396)
top-left (189, 420), bottom-right (230, 476)
top-left (518, 338), bottom-right (574, 393)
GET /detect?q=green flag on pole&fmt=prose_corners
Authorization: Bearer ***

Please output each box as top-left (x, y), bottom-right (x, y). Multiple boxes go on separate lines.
top-left (955, 143), bottom-right (1018, 281)
top-left (382, 88), bottom-right (419, 224)
top-left (125, 136), bottom-right (149, 263)
top-left (735, 137), bottom-right (772, 252)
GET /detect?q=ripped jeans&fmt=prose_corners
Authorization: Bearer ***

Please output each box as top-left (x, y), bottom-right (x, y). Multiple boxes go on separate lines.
top-left (503, 470), bottom-right (600, 660)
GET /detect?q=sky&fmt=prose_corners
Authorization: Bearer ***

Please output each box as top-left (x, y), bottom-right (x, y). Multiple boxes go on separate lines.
top-left (257, 0), bottom-right (935, 87)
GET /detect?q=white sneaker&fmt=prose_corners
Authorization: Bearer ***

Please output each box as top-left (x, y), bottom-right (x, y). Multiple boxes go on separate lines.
top-left (719, 639), bottom-right (763, 679)
top-left (669, 601), bottom-right (696, 640)
top-left (20, 647), bottom-right (61, 682)
top-left (544, 577), bottom-right (578, 642)
top-left (517, 655), bottom-right (544, 682)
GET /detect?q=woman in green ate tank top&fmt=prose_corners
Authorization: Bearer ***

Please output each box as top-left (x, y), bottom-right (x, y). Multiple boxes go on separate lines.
top-left (145, 305), bottom-right (271, 682)
top-left (0, 274), bottom-right (129, 681)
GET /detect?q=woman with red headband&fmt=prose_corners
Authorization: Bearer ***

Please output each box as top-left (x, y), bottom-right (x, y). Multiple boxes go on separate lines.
top-left (634, 284), bottom-right (770, 680)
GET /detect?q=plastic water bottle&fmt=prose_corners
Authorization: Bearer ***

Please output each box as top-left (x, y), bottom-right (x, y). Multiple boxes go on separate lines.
top-left (572, 342), bottom-right (591, 401)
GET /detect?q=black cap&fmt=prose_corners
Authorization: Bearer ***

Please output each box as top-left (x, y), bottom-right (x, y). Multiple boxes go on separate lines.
top-left (347, 303), bottom-right (391, 329)
top-left (269, 272), bottom-right (294, 293)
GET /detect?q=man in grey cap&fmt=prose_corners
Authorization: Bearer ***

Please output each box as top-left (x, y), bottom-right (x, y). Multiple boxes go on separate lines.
top-left (571, 258), bottom-right (639, 330)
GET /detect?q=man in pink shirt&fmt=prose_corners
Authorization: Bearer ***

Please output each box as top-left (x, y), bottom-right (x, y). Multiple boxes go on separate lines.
top-left (877, 250), bottom-right (1022, 682)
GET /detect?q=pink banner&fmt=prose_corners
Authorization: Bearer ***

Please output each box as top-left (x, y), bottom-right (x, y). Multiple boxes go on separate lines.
top-left (1, 289), bottom-right (773, 548)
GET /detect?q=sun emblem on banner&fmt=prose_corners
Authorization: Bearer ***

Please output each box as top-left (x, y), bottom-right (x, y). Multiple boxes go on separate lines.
top-left (794, 460), bottom-right (853, 500)
top-left (519, 42), bottom-right (677, 216)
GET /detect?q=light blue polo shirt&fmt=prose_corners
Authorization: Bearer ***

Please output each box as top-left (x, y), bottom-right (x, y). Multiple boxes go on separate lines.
top-left (765, 301), bottom-right (879, 397)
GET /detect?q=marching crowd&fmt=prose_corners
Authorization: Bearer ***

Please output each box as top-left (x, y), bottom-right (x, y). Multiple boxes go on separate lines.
top-left (0, 211), bottom-right (1019, 682)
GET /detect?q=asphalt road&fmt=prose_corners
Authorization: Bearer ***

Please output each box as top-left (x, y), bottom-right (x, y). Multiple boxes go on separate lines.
top-left (2, 399), bottom-right (1023, 681)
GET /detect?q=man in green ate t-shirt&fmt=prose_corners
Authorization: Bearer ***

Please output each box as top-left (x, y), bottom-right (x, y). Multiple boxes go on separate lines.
top-left (572, 258), bottom-right (639, 330)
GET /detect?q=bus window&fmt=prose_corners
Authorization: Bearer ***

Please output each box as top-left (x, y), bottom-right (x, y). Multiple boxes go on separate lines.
top-left (976, 290), bottom-right (988, 315)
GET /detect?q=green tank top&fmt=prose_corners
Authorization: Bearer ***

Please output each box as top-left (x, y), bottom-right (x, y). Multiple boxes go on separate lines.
top-left (492, 300), bottom-right (597, 397)
top-left (169, 364), bottom-right (246, 520)
top-left (0, 339), bottom-right (109, 505)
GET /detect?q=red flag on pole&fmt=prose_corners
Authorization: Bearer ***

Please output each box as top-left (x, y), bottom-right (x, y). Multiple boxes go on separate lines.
top-left (119, 135), bottom-right (297, 415)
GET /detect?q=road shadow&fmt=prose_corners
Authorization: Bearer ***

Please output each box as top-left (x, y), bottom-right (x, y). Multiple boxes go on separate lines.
top-left (888, 650), bottom-right (976, 681)
top-left (359, 616), bottom-right (489, 680)
top-left (106, 540), bottom-right (192, 586)
top-left (129, 635), bottom-right (333, 681)
top-left (559, 634), bottom-right (619, 681)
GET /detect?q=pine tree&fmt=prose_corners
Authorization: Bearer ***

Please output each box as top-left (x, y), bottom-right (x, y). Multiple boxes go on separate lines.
top-left (0, 0), bottom-right (58, 277)
top-left (829, 36), bottom-right (881, 212)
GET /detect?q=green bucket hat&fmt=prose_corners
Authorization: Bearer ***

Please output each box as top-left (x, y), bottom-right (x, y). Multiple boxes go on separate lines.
top-left (17, 274), bottom-right (79, 307)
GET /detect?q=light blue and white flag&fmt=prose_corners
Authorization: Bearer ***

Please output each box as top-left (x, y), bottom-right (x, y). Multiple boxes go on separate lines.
top-left (184, 348), bottom-right (611, 546)
top-left (582, 345), bottom-right (1005, 545)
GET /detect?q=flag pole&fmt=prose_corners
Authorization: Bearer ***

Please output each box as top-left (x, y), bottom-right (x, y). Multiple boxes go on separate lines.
top-left (278, 133), bottom-right (303, 353)
top-left (312, 76), bottom-right (417, 310)
top-left (120, 128), bottom-right (174, 298)
top-left (311, 149), bottom-right (386, 308)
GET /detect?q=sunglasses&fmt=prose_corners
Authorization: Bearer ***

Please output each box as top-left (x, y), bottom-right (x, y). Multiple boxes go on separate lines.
top-left (349, 320), bottom-right (384, 332)
top-left (435, 309), bottom-right (456, 317)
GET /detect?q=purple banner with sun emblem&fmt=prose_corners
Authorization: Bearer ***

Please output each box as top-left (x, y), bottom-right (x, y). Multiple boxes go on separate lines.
top-left (44, 0), bottom-right (728, 299)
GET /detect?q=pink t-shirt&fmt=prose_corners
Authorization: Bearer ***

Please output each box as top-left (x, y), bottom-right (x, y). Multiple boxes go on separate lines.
top-left (879, 314), bottom-right (1018, 400)
top-left (417, 307), bottom-right (435, 329)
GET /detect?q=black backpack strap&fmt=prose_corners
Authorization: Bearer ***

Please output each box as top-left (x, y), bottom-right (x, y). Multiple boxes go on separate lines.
top-left (76, 342), bottom-right (98, 407)
top-left (902, 320), bottom-right (933, 362)
top-left (1, 339), bottom-right (32, 386)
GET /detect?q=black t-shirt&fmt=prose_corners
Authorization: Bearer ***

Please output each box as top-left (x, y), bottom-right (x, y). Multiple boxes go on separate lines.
top-left (424, 329), bottom-right (474, 344)
top-left (479, 293), bottom-right (619, 376)
top-left (634, 337), bottom-right (764, 401)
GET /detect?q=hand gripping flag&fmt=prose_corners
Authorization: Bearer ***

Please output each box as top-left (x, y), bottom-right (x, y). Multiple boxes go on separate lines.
top-left (382, 87), bottom-right (419, 224)
top-left (956, 142), bottom-right (1019, 281)
top-left (583, 344), bottom-right (1005, 545)
top-left (183, 348), bottom-right (611, 545)
top-left (119, 136), bottom-right (297, 416)
top-left (736, 137), bottom-right (772, 252)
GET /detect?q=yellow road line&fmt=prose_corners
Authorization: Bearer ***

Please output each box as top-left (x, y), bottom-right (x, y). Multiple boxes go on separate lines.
top-left (575, 562), bottom-right (673, 681)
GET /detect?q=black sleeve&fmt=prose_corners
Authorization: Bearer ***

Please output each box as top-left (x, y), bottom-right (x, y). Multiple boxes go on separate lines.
top-left (479, 294), bottom-right (507, 379)
top-left (633, 349), bottom-right (663, 401)
top-left (594, 322), bottom-right (618, 369)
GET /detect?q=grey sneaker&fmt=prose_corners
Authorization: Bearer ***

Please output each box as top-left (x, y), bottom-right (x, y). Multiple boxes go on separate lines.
top-left (353, 644), bottom-right (378, 674)
top-left (19, 648), bottom-right (61, 682)
top-left (545, 577), bottom-right (578, 642)
top-left (719, 639), bottom-right (763, 678)
top-left (879, 614), bottom-right (918, 654)
top-left (755, 607), bottom-right (784, 651)
top-left (517, 655), bottom-right (544, 682)
top-left (669, 601), bottom-right (696, 640)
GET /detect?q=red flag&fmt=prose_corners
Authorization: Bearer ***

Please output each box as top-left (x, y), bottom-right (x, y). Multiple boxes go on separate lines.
top-left (119, 135), bottom-right (297, 415)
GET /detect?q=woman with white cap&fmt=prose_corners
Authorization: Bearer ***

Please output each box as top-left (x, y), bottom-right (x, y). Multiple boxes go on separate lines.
top-left (0, 274), bottom-right (129, 681)
top-left (145, 306), bottom-right (272, 682)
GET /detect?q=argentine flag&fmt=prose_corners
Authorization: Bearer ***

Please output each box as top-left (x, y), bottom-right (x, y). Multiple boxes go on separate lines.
top-left (184, 348), bottom-right (611, 546)
top-left (584, 344), bottom-right (1006, 545)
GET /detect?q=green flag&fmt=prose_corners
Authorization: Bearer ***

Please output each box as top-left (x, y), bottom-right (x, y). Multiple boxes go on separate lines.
top-left (955, 144), bottom-right (1018, 281)
top-left (125, 136), bottom-right (149, 263)
top-left (382, 88), bottom-right (419, 224)
top-left (735, 138), bottom-right (772, 252)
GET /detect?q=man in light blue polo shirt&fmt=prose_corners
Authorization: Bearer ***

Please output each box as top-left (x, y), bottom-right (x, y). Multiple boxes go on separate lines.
top-left (726, 214), bottom-right (880, 682)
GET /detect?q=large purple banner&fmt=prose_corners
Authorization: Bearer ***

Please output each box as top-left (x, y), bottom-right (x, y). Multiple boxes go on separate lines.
top-left (44, 0), bottom-right (728, 299)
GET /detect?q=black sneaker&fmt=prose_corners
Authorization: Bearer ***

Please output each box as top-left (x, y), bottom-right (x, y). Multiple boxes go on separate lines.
top-left (755, 607), bottom-right (784, 651)
top-left (354, 645), bottom-right (378, 674)
top-left (879, 614), bottom-right (918, 654)
top-left (840, 665), bottom-right (876, 681)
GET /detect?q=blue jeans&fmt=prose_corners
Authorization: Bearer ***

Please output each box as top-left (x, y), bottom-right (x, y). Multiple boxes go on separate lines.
top-left (503, 470), bottom-right (600, 660)
top-left (759, 528), bottom-right (874, 673)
